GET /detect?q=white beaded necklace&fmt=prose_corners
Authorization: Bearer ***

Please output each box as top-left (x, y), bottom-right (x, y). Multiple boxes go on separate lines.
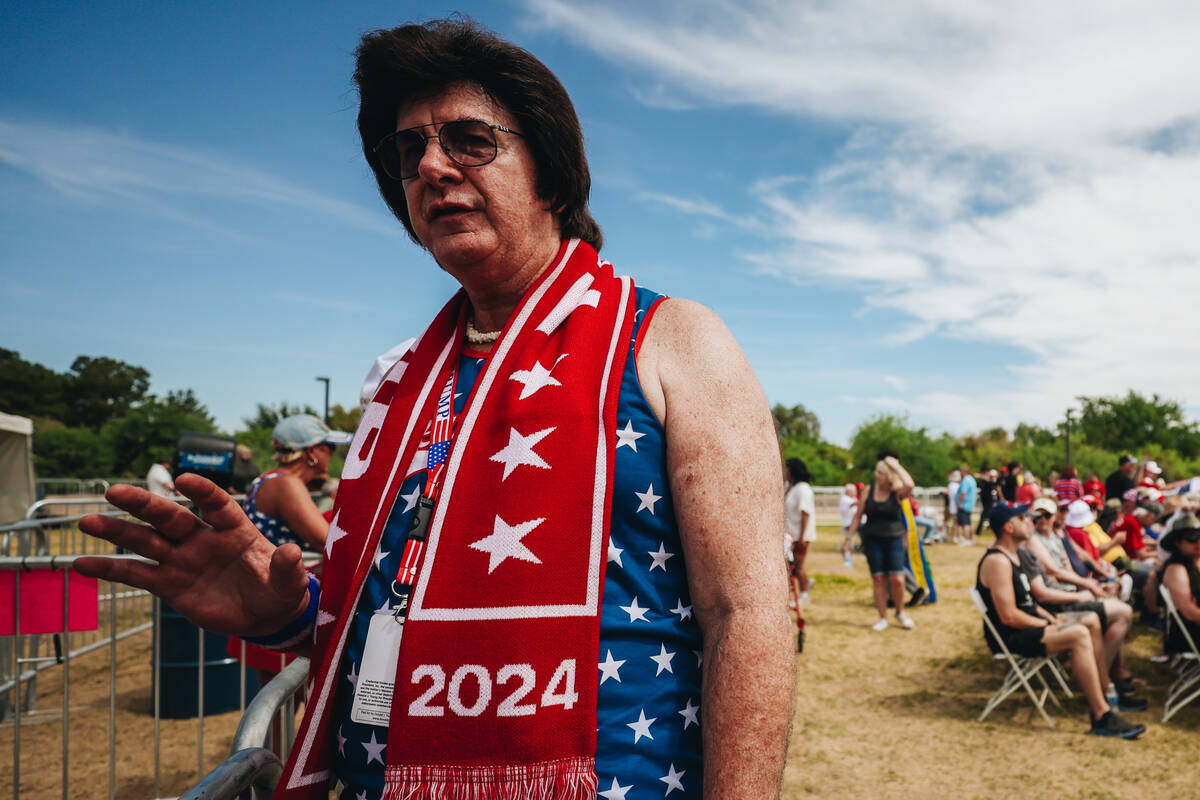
top-left (465, 318), bottom-right (501, 344)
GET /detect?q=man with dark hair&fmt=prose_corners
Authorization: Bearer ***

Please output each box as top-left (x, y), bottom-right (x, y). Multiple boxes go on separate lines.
top-left (78, 17), bottom-right (792, 800)
top-left (976, 503), bottom-right (1144, 738)
top-left (785, 457), bottom-right (816, 607)
top-left (1105, 455), bottom-right (1137, 502)
top-left (1001, 460), bottom-right (1022, 503)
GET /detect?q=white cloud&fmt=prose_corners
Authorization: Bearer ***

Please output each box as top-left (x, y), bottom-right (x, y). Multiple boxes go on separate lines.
top-left (0, 118), bottom-right (399, 237)
top-left (526, 0), bottom-right (1200, 433)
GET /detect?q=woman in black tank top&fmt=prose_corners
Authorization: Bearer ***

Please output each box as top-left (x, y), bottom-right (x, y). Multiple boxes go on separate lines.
top-left (846, 455), bottom-right (915, 631)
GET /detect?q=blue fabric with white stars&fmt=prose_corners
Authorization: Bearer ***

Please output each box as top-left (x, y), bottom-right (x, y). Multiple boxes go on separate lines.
top-left (331, 288), bottom-right (702, 799)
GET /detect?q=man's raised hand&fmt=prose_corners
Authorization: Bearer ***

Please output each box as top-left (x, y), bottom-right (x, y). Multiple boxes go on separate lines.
top-left (75, 473), bottom-right (311, 637)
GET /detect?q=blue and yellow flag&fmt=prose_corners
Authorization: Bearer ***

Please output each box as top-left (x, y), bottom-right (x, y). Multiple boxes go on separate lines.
top-left (901, 497), bottom-right (937, 603)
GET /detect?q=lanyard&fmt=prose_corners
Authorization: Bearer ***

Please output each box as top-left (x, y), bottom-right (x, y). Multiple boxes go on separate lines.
top-left (389, 363), bottom-right (460, 620)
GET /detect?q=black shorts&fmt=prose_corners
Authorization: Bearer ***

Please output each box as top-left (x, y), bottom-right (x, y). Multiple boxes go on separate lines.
top-left (1046, 601), bottom-right (1108, 632)
top-left (1001, 627), bottom-right (1047, 658)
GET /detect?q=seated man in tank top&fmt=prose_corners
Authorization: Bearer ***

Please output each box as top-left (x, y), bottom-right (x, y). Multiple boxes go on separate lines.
top-left (976, 503), bottom-right (1145, 739)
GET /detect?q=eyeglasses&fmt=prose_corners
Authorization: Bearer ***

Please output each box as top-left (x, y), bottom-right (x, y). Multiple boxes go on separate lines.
top-left (372, 119), bottom-right (524, 181)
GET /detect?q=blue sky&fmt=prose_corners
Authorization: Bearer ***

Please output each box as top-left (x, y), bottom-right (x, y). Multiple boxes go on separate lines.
top-left (3, 1), bottom-right (1200, 446)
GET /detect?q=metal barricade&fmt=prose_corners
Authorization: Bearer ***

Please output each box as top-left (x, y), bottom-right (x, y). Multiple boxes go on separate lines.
top-left (179, 657), bottom-right (310, 800)
top-left (0, 501), bottom-right (316, 800)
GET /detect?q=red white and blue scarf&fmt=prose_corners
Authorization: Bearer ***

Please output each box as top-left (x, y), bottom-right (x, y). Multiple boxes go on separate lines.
top-left (275, 239), bottom-right (636, 799)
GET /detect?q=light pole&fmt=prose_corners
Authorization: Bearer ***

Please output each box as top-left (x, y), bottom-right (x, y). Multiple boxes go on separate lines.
top-left (316, 376), bottom-right (330, 424)
top-left (1065, 408), bottom-right (1073, 466)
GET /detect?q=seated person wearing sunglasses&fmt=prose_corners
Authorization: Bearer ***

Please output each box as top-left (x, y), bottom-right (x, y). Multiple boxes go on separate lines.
top-left (976, 503), bottom-right (1145, 738)
top-left (1159, 512), bottom-right (1200, 655)
top-left (1018, 501), bottom-right (1144, 711)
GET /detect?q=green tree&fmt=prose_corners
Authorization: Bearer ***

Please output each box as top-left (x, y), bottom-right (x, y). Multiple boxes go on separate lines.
top-left (849, 414), bottom-right (955, 486)
top-left (32, 426), bottom-right (113, 478)
top-left (0, 348), bottom-right (69, 422)
top-left (66, 355), bottom-right (150, 429)
top-left (241, 401), bottom-right (320, 431)
top-left (772, 403), bottom-right (821, 443)
top-left (102, 390), bottom-right (218, 476)
top-left (1076, 391), bottom-right (1200, 458)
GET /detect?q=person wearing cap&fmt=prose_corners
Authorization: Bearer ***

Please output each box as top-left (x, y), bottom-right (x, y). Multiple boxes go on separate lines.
top-left (976, 503), bottom-right (1145, 738)
top-left (1137, 459), bottom-right (1165, 490)
top-left (1160, 512), bottom-right (1200, 654)
top-left (241, 414), bottom-right (353, 552)
top-left (1019, 498), bottom-right (1145, 711)
top-left (1065, 499), bottom-right (1128, 565)
top-left (1105, 455), bottom-right (1137, 502)
top-left (1083, 471), bottom-right (1106, 503)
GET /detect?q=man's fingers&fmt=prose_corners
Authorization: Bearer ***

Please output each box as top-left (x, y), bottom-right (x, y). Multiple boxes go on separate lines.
top-left (101, 484), bottom-right (204, 541)
top-left (78, 514), bottom-right (177, 563)
top-left (74, 556), bottom-right (164, 595)
top-left (175, 473), bottom-right (254, 532)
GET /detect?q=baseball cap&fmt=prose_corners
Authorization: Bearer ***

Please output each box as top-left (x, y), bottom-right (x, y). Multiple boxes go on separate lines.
top-left (272, 414), bottom-right (352, 450)
top-left (988, 503), bottom-right (1030, 533)
top-left (1119, 454), bottom-right (1135, 466)
top-left (1030, 497), bottom-right (1058, 516)
top-left (1123, 488), bottom-right (1140, 502)
top-left (1081, 494), bottom-right (1100, 508)
top-left (1145, 460), bottom-right (1162, 475)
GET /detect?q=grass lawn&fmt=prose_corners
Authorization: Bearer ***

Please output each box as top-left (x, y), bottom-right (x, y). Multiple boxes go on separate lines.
top-left (782, 526), bottom-right (1199, 799)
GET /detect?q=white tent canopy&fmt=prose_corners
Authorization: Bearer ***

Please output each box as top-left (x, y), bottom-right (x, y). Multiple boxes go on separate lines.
top-left (0, 412), bottom-right (35, 525)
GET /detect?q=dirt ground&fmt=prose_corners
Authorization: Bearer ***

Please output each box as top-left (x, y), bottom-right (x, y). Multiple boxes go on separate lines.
top-left (3, 527), bottom-right (1198, 799)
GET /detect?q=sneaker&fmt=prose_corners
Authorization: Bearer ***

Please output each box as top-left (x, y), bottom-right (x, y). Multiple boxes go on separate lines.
top-left (905, 587), bottom-right (927, 607)
top-left (1115, 693), bottom-right (1149, 712)
top-left (871, 617), bottom-right (889, 632)
top-left (798, 591), bottom-right (811, 608)
top-left (897, 613), bottom-right (915, 629)
top-left (844, 556), bottom-right (853, 568)
top-left (1088, 710), bottom-right (1145, 739)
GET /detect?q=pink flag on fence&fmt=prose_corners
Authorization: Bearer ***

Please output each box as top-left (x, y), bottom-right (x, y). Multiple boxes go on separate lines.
top-left (0, 569), bottom-right (99, 635)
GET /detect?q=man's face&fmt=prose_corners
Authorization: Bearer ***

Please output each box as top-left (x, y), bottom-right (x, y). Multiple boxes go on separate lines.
top-left (1009, 515), bottom-right (1033, 541)
top-left (1122, 461), bottom-right (1135, 475)
top-left (394, 83), bottom-right (558, 279)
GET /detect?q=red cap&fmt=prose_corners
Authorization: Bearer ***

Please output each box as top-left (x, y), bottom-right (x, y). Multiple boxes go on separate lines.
top-left (1082, 494), bottom-right (1100, 508)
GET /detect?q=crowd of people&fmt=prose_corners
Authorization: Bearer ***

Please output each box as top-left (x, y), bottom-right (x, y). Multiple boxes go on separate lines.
top-left (780, 451), bottom-right (1200, 738)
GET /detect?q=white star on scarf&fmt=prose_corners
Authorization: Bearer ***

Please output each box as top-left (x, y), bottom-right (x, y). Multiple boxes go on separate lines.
top-left (619, 596), bottom-right (650, 623)
top-left (627, 709), bottom-right (656, 743)
top-left (337, 725), bottom-right (347, 756)
top-left (648, 542), bottom-right (675, 571)
top-left (670, 599), bottom-right (693, 621)
top-left (650, 643), bottom-right (676, 676)
top-left (469, 515), bottom-right (545, 573)
top-left (324, 512), bottom-right (347, 557)
top-left (634, 484), bottom-right (662, 515)
top-left (362, 730), bottom-right (386, 765)
top-left (488, 426), bottom-right (554, 480)
top-left (400, 485), bottom-right (421, 513)
top-left (678, 698), bottom-right (700, 729)
top-left (607, 542), bottom-right (624, 567)
top-left (615, 419), bottom-right (645, 452)
top-left (508, 357), bottom-right (565, 400)
top-left (356, 791), bottom-right (368, 800)
top-left (346, 661), bottom-right (358, 688)
top-left (317, 609), bottom-right (335, 627)
top-left (660, 764), bottom-right (686, 795)
top-left (599, 649), bottom-right (626, 685)
top-left (599, 777), bottom-right (633, 800)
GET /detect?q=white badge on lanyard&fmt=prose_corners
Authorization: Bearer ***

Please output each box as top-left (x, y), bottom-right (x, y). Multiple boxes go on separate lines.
top-left (350, 613), bottom-right (406, 727)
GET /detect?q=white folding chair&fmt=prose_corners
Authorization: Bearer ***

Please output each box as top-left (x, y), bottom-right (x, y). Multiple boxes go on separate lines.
top-left (969, 587), bottom-right (1062, 728)
top-left (1158, 583), bottom-right (1200, 723)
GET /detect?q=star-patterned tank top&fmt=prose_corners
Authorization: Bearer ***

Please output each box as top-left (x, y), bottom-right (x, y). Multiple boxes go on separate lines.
top-left (330, 288), bottom-right (703, 799)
